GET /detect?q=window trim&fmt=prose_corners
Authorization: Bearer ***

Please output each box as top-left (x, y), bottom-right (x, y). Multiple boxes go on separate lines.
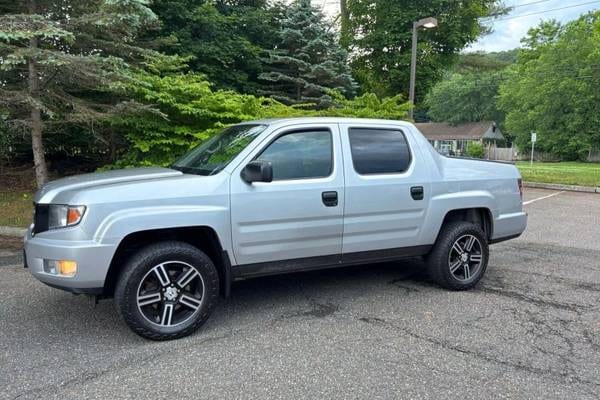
top-left (252, 127), bottom-right (335, 182)
top-left (347, 127), bottom-right (413, 176)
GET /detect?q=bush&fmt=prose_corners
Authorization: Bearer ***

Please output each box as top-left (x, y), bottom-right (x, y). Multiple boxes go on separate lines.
top-left (109, 70), bottom-right (411, 168)
top-left (466, 142), bottom-right (484, 158)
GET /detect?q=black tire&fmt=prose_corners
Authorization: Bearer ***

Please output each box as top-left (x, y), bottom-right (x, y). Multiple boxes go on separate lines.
top-left (426, 221), bottom-right (489, 290)
top-left (114, 241), bottom-right (219, 340)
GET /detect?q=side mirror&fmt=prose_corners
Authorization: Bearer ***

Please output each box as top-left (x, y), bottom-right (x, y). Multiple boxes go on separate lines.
top-left (241, 160), bottom-right (273, 183)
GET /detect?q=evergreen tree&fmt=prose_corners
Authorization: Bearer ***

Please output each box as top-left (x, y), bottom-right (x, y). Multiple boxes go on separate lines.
top-left (0, 0), bottom-right (158, 187)
top-left (259, 0), bottom-right (357, 108)
top-left (149, 0), bottom-right (285, 94)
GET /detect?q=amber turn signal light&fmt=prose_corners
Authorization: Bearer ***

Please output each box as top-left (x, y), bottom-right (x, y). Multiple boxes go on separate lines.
top-left (44, 259), bottom-right (77, 277)
top-left (57, 260), bottom-right (77, 277)
top-left (67, 206), bottom-right (85, 226)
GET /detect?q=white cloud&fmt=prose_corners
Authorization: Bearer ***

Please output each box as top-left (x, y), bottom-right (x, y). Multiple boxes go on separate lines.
top-left (468, 0), bottom-right (598, 52)
top-left (308, 0), bottom-right (598, 52)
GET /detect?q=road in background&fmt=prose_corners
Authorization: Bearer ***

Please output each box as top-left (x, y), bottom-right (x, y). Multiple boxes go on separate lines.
top-left (1, 188), bottom-right (599, 400)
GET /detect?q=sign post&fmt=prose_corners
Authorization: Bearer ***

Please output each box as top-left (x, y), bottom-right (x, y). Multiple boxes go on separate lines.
top-left (530, 132), bottom-right (537, 166)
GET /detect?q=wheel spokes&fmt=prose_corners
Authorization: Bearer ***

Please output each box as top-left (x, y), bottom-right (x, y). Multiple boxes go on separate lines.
top-left (470, 254), bottom-right (482, 263)
top-left (463, 264), bottom-right (471, 279)
top-left (452, 241), bottom-right (464, 255)
top-left (179, 294), bottom-right (202, 311)
top-left (177, 268), bottom-right (199, 288)
top-left (138, 292), bottom-right (162, 307)
top-left (153, 264), bottom-right (171, 287)
top-left (449, 234), bottom-right (483, 281)
top-left (464, 236), bottom-right (476, 252)
top-left (450, 259), bottom-right (462, 274)
top-left (138, 261), bottom-right (205, 327)
top-left (160, 303), bottom-right (174, 326)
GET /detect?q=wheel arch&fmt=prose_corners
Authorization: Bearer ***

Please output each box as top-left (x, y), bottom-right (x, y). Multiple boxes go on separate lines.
top-left (103, 226), bottom-right (232, 299)
top-left (438, 208), bottom-right (493, 241)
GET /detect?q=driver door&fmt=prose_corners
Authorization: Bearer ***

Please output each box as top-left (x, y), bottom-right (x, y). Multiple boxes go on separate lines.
top-left (230, 123), bottom-right (344, 273)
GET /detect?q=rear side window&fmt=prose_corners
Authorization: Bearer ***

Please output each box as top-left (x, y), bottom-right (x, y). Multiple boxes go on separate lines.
top-left (348, 128), bottom-right (411, 174)
top-left (256, 129), bottom-right (333, 180)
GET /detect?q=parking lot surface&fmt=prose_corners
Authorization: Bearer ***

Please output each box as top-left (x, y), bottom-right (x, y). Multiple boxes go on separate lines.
top-left (1, 188), bottom-right (600, 399)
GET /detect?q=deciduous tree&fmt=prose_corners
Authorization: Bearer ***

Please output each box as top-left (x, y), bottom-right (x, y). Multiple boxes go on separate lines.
top-left (343, 0), bottom-right (503, 103)
top-left (498, 13), bottom-right (600, 160)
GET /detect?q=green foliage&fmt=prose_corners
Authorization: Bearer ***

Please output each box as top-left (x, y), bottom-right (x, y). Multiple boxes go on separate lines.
top-left (110, 63), bottom-right (408, 167)
top-left (465, 142), bottom-right (484, 159)
top-left (149, 0), bottom-right (284, 94)
top-left (453, 50), bottom-right (517, 73)
top-left (259, 0), bottom-right (357, 108)
top-left (344, 0), bottom-right (503, 101)
top-left (498, 12), bottom-right (600, 160)
top-left (322, 92), bottom-right (410, 120)
top-left (0, 0), bottom-right (161, 166)
top-left (425, 71), bottom-right (504, 124)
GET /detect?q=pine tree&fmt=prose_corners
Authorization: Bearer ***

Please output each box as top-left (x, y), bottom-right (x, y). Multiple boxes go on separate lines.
top-left (259, 0), bottom-right (357, 108)
top-left (0, 0), bottom-right (158, 187)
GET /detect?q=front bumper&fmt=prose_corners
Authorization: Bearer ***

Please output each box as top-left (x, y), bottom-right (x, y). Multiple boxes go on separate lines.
top-left (24, 227), bottom-right (116, 293)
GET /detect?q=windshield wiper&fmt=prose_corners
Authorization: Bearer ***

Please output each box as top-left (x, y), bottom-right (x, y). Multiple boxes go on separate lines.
top-left (169, 165), bottom-right (211, 176)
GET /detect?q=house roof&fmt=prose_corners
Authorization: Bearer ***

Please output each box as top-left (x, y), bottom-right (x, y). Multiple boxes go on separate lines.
top-left (414, 121), bottom-right (504, 141)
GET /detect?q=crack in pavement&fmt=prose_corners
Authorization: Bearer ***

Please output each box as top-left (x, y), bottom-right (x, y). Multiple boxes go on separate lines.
top-left (357, 316), bottom-right (600, 393)
top-left (8, 333), bottom-right (232, 400)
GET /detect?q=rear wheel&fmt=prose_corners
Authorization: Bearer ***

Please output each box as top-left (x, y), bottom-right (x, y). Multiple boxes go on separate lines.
top-left (114, 241), bottom-right (219, 340)
top-left (426, 221), bottom-right (489, 290)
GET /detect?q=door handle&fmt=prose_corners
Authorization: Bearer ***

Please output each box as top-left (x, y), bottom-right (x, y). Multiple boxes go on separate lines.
top-left (410, 186), bottom-right (424, 200)
top-left (322, 191), bottom-right (338, 207)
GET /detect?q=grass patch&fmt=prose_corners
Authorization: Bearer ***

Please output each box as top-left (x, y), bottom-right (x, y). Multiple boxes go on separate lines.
top-left (0, 191), bottom-right (33, 228)
top-left (516, 162), bottom-right (600, 187)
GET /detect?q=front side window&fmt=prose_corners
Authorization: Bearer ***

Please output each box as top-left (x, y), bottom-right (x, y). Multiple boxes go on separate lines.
top-left (172, 124), bottom-right (267, 176)
top-left (256, 129), bottom-right (333, 181)
top-left (348, 128), bottom-right (411, 174)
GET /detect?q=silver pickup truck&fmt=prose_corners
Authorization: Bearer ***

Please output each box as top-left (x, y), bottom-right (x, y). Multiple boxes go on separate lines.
top-left (24, 117), bottom-right (527, 340)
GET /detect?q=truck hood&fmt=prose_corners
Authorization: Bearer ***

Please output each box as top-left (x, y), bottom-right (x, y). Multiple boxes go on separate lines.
top-left (35, 167), bottom-right (183, 203)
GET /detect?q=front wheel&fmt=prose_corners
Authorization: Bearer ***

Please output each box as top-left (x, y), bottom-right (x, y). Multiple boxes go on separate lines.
top-left (426, 222), bottom-right (489, 290)
top-left (114, 241), bottom-right (219, 340)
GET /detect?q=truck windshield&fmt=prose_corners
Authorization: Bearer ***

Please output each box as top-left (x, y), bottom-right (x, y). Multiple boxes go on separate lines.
top-left (171, 124), bottom-right (268, 176)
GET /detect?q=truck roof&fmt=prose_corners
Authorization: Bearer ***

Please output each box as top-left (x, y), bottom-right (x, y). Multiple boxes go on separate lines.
top-left (238, 117), bottom-right (415, 127)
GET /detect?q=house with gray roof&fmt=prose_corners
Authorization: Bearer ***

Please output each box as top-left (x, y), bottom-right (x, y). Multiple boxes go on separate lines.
top-left (414, 121), bottom-right (505, 156)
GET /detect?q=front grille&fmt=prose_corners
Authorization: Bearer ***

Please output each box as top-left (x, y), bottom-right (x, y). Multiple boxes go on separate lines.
top-left (33, 204), bottom-right (49, 235)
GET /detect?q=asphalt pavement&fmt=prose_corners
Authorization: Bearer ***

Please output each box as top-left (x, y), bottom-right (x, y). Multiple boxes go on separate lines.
top-left (1, 188), bottom-right (599, 399)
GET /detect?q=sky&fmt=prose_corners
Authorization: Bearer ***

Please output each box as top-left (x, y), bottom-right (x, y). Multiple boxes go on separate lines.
top-left (313, 0), bottom-right (599, 53)
top-left (469, 0), bottom-right (600, 52)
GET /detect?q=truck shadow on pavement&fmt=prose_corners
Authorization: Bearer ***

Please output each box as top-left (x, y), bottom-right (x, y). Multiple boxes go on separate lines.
top-left (23, 257), bottom-right (434, 342)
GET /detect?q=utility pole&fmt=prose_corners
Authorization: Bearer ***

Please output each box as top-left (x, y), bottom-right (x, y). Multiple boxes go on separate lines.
top-left (408, 17), bottom-right (438, 120)
top-left (530, 132), bottom-right (537, 167)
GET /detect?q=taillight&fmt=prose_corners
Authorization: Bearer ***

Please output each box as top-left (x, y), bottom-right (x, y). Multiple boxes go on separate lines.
top-left (518, 178), bottom-right (523, 202)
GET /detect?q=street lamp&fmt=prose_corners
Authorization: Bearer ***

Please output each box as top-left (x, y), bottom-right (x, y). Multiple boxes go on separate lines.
top-left (408, 16), bottom-right (438, 120)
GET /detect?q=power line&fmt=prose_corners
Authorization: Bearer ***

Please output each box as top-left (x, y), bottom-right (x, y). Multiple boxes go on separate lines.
top-left (482, 0), bottom-right (600, 21)
top-left (509, 0), bottom-right (554, 9)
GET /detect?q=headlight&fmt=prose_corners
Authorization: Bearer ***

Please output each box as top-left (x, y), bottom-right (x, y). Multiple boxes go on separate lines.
top-left (48, 205), bottom-right (86, 229)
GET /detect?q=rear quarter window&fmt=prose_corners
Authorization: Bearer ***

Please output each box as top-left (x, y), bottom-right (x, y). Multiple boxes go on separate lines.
top-left (348, 128), bottom-right (411, 174)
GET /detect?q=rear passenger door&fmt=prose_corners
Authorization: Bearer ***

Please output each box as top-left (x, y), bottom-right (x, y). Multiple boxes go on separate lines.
top-left (339, 124), bottom-right (430, 259)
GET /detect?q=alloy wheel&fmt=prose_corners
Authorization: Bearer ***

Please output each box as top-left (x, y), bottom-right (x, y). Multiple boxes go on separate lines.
top-left (136, 261), bottom-right (205, 327)
top-left (448, 234), bottom-right (483, 281)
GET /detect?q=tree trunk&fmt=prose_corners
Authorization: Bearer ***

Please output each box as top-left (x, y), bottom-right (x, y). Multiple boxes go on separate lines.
top-left (339, 0), bottom-right (350, 49)
top-left (28, 0), bottom-right (48, 188)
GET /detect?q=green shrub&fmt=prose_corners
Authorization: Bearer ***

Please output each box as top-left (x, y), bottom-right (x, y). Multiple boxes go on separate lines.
top-left (466, 142), bottom-right (484, 159)
top-left (109, 70), bottom-right (411, 168)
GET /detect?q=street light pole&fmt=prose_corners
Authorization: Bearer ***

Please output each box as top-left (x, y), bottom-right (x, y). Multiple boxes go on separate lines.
top-left (408, 17), bottom-right (438, 121)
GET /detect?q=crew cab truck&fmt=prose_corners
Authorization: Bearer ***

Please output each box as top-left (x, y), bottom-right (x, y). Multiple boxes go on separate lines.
top-left (24, 118), bottom-right (527, 340)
